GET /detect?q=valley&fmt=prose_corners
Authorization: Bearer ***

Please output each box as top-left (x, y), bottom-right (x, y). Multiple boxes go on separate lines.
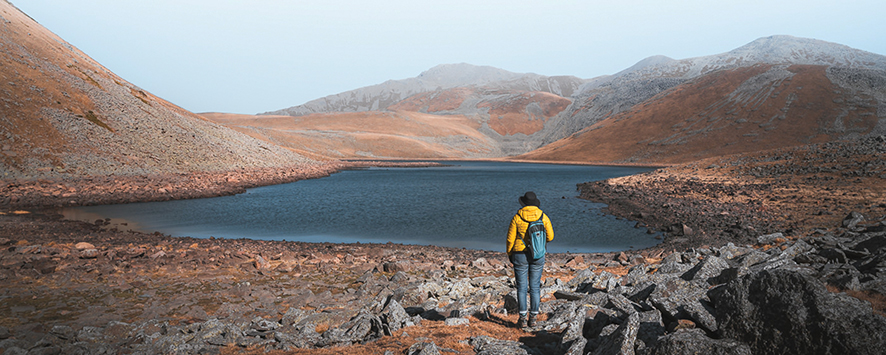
top-left (1, 0), bottom-right (885, 354)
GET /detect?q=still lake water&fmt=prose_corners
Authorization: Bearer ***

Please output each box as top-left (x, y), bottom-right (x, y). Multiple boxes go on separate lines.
top-left (64, 161), bottom-right (661, 253)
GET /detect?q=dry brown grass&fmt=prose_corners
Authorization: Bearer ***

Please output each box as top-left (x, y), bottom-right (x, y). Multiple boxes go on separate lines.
top-left (200, 111), bottom-right (495, 159)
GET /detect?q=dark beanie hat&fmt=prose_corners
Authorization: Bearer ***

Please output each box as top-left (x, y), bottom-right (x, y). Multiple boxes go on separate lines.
top-left (519, 191), bottom-right (540, 207)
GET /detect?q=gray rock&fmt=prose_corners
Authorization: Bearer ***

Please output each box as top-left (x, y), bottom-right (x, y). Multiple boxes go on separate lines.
top-left (585, 271), bottom-right (620, 293)
top-left (681, 255), bottom-right (730, 285)
top-left (381, 299), bottom-right (411, 334)
top-left (843, 211), bottom-right (865, 231)
top-left (708, 269), bottom-right (886, 355)
top-left (543, 301), bottom-right (579, 331)
top-left (636, 310), bottom-right (666, 350)
top-left (563, 337), bottom-right (588, 355)
top-left (79, 248), bottom-right (100, 259)
top-left (390, 271), bottom-right (409, 284)
top-left (717, 243), bottom-right (752, 260)
top-left (657, 260), bottom-right (694, 275)
top-left (281, 308), bottom-right (309, 326)
top-left (50, 325), bottom-right (74, 340)
top-left (605, 293), bottom-right (639, 318)
top-left (251, 317), bottom-right (279, 332)
top-left (852, 235), bottom-right (886, 254)
top-left (316, 311), bottom-right (383, 347)
top-left (757, 232), bottom-right (784, 244)
top-left (779, 239), bottom-right (815, 259)
top-left (558, 305), bottom-right (589, 352)
top-left (444, 317), bottom-right (470, 326)
top-left (591, 311), bottom-right (639, 355)
top-left (566, 267), bottom-right (598, 289)
top-left (648, 278), bottom-right (708, 324)
top-left (682, 299), bottom-right (718, 333)
top-left (649, 328), bottom-right (751, 355)
top-left (407, 341), bottom-right (442, 355)
top-left (469, 335), bottom-right (531, 355)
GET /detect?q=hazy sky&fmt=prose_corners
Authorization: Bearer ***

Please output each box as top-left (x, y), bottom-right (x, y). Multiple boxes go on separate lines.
top-left (13, 0), bottom-right (886, 114)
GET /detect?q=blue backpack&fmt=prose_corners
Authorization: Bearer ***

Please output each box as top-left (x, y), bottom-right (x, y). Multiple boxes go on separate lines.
top-left (523, 214), bottom-right (547, 260)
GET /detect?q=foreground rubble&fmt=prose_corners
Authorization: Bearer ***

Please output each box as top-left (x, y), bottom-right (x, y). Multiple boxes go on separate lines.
top-left (2, 210), bottom-right (885, 354)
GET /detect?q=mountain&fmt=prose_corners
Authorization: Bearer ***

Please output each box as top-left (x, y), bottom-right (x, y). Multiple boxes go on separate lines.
top-left (238, 64), bottom-right (586, 158)
top-left (252, 35), bottom-right (884, 162)
top-left (537, 35), bottom-right (886, 145)
top-left (521, 63), bottom-right (886, 164)
top-left (263, 63), bottom-right (586, 116)
top-left (0, 1), bottom-right (310, 180)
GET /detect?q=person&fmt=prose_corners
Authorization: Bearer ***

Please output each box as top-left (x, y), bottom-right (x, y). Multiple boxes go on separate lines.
top-left (506, 191), bottom-right (554, 328)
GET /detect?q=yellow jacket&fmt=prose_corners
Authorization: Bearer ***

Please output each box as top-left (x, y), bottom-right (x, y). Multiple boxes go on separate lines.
top-left (507, 206), bottom-right (554, 255)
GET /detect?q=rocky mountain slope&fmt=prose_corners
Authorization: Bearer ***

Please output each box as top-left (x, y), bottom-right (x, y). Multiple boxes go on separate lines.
top-left (535, 35), bottom-right (886, 148)
top-left (521, 63), bottom-right (886, 163)
top-left (0, 1), bottom-right (311, 181)
top-left (263, 63), bottom-right (586, 117)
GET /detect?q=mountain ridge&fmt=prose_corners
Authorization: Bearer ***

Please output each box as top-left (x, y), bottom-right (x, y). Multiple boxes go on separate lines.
top-left (256, 35), bottom-right (886, 162)
top-left (261, 63), bottom-right (588, 117)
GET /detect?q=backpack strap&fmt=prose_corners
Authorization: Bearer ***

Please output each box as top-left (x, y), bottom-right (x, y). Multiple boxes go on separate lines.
top-left (519, 213), bottom-right (545, 224)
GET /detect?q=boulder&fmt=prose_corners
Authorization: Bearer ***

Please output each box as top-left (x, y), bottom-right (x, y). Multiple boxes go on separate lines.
top-left (842, 212), bottom-right (865, 231)
top-left (708, 269), bottom-right (886, 355)
top-left (380, 299), bottom-right (412, 334)
top-left (591, 312), bottom-right (639, 355)
top-left (316, 312), bottom-right (383, 347)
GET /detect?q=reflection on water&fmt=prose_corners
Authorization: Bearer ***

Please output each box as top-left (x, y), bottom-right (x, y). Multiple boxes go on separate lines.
top-left (64, 161), bottom-right (661, 253)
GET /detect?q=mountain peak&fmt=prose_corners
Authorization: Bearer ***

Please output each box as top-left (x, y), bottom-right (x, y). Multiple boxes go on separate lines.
top-left (416, 63), bottom-right (522, 87)
top-left (615, 55), bottom-right (676, 76)
top-left (725, 35), bottom-right (886, 69)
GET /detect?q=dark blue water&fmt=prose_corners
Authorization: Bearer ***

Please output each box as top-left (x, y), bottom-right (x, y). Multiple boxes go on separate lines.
top-left (63, 161), bottom-right (661, 253)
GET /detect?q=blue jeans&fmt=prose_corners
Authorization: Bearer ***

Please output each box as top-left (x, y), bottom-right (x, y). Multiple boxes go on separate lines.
top-left (510, 251), bottom-right (544, 314)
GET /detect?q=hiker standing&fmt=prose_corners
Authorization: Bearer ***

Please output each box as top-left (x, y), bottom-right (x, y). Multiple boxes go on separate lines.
top-left (506, 191), bottom-right (554, 328)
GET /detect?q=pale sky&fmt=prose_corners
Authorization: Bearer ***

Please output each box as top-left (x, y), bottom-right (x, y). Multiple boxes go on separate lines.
top-left (12, 0), bottom-right (886, 114)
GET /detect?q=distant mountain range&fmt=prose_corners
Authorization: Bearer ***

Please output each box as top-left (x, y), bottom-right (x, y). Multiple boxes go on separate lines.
top-left (246, 35), bottom-right (886, 163)
top-left (3, 0), bottom-right (885, 180)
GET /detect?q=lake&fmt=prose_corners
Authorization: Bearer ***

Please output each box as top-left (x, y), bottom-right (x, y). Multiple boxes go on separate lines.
top-left (63, 161), bottom-right (661, 253)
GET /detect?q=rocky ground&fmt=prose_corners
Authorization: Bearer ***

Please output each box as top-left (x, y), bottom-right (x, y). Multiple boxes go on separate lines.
top-left (581, 135), bottom-right (886, 253)
top-left (1, 138), bottom-right (885, 354)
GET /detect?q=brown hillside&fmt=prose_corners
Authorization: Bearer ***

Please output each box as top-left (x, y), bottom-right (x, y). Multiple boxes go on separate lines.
top-left (201, 111), bottom-right (498, 159)
top-left (0, 2), bottom-right (308, 180)
top-left (521, 64), bottom-right (880, 164)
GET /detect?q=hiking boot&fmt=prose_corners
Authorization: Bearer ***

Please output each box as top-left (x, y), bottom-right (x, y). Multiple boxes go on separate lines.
top-left (527, 313), bottom-right (537, 327)
top-left (517, 314), bottom-right (527, 328)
